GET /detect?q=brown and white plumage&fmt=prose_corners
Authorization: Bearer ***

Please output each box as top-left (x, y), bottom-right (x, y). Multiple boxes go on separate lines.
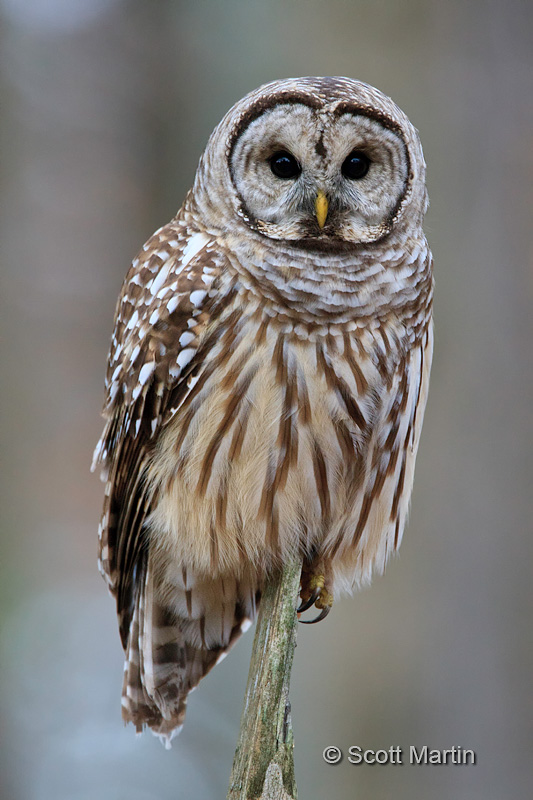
top-left (93, 77), bottom-right (433, 744)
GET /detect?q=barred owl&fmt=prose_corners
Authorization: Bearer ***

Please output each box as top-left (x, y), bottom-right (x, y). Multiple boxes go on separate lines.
top-left (93, 77), bottom-right (433, 745)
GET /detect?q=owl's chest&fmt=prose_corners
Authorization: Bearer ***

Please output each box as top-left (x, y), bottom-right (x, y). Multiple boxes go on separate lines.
top-left (157, 314), bottom-right (394, 498)
top-left (147, 313), bottom-right (409, 574)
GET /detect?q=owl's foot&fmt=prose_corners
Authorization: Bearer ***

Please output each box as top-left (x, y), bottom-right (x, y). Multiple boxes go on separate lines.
top-left (297, 571), bottom-right (333, 624)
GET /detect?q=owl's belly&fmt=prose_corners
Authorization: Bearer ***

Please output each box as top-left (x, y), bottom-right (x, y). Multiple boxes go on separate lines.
top-left (146, 323), bottom-right (427, 594)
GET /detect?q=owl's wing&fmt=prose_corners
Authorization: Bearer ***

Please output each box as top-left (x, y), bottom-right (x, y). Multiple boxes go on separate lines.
top-left (92, 221), bottom-right (225, 645)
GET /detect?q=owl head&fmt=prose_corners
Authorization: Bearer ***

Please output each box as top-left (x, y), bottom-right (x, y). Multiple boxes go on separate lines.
top-left (192, 77), bottom-right (428, 248)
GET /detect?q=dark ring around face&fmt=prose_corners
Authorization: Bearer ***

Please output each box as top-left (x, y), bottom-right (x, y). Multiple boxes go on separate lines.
top-left (227, 91), bottom-right (411, 243)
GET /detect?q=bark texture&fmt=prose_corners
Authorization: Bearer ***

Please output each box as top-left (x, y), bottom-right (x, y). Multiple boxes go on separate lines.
top-left (227, 559), bottom-right (301, 800)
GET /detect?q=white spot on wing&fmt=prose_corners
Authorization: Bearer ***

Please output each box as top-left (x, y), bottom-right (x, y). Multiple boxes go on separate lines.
top-left (126, 310), bottom-right (139, 330)
top-left (179, 331), bottom-right (195, 347)
top-left (189, 290), bottom-right (207, 307)
top-left (167, 296), bottom-right (180, 314)
top-left (181, 232), bottom-right (210, 267)
top-left (149, 262), bottom-right (172, 296)
top-left (139, 362), bottom-right (156, 386)
top-left (177, 348), bottom-right (195, 368)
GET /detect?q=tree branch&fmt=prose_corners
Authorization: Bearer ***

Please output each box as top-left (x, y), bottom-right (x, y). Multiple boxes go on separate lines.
top-left (227, 557), bottom-right (302, 800)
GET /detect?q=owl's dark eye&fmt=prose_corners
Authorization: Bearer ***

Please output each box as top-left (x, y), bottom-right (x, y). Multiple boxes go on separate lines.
top-left (341, 150), bottom-right (371, 180)
top-left (269, 151), bottom-right (301, 179)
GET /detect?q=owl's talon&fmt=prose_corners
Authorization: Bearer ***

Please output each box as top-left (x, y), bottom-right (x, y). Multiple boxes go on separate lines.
top-left (300, 605), bottom-right (331, 624)
top-left (298, 571), bottom-right (333, 623)
top-left (297, 588), bottom-right (320, 613)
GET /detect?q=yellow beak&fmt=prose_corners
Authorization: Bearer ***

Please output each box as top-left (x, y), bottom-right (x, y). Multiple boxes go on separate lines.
top-left (315, 190), bottom-right (328, 229)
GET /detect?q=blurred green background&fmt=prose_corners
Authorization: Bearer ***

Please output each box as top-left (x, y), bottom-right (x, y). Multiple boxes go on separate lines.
top-left (1, 1), bottom-right (532, 798)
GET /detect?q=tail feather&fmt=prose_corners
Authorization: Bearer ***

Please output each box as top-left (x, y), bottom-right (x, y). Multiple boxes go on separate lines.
top-left (121, 562), bottom-right (259, 746)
